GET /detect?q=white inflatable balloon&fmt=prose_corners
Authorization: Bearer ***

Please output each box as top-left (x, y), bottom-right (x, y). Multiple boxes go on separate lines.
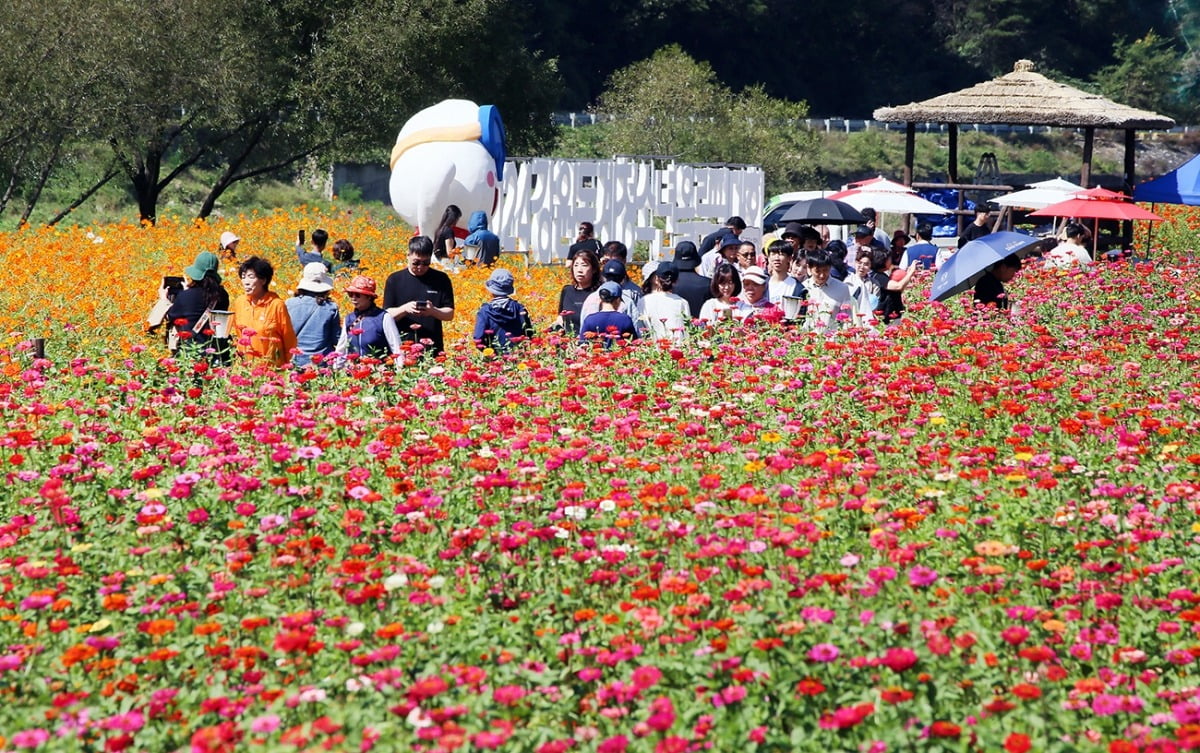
top-left (388, 99), bottom-right (507, 239)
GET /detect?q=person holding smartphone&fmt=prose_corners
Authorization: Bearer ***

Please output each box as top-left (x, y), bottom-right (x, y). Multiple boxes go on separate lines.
top-left (382, 236), bottom-right (455, 356)
top-left (297, 228), bottom-right (331, 270)
top-left (165, 251), bottom-right (231, 364)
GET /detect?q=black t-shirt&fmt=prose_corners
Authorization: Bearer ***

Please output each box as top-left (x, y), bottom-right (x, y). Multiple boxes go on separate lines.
top-left (434, 227), bottom-right (456, 260)
top-left (166, 285), bottom-right (230, 342)
top-left (558, 285), bottom-right (595, 333)
top-left (567, 239), bottom-right (602, 261)
top-left (958, 223), bottom-right (991, 249)
top-left (973, 272), bottom-right (1008, 309)
top-left (869, 270), bottom-right (905, 322)
top-left (382, 268), bottom-right (455, 354)
top-left (674, 271), bottom-right (713, 318)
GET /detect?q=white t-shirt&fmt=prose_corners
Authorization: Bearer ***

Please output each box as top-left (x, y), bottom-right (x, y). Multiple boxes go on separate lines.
top-left (1045, 242), bottom-right (1093, 269)
top-left (803, 277), bottom-right (853, 334)
top-left (767, 275), bottom-right (801, 304)
top-left (844, 273), bottom-right (879, 325)
top-left (698, 297), bottom-right (754, 323)
top-left (640, 292), bottom-right (690, 341)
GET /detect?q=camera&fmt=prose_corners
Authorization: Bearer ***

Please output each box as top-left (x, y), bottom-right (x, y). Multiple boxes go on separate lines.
top-left (163, 275), bottom-right (184, 301)
top-left (415, 300), bottom-right (430, 311)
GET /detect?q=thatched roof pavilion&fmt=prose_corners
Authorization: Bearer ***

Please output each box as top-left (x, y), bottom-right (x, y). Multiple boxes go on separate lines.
top-left (873, 59), bottom-right (1175, 204)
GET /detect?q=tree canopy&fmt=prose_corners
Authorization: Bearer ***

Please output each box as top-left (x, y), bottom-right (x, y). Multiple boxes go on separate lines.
top-left (0, 0), bottom-right (1195, 225)
top-left (0, 0), bottom-right (560, 224)
top-left (597, 46), bottom-right (818, 196)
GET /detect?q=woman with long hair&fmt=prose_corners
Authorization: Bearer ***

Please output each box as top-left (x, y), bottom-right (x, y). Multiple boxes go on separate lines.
top-left (432, 205), bottom-right (462, 261)
top-left (557, 248), bottom-right (601, 333)
top-left (698, 263), bottom-right (752, 323)
top-left (165, 251), bottom-right (231, 364)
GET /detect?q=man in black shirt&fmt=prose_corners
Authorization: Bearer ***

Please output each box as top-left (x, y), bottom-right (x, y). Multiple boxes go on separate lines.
top-left (973, 254), bottom-right (1021, 310)
top-left (567, 222), bottom-right (603, 262)
top-left (958, 207), bottom-right (994, 249)
top-left (383, 236), bottom-right (456, 356)
top-left (698, 216), bottom-right (747, 256)
top-left (671, 241), bottom-right (713, 318)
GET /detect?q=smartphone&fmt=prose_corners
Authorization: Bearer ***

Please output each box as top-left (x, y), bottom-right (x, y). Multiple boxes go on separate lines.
top-left (415, 300), bottom-right (430, 311)
top-left (297, 229), bottom-right (305, 246)
top-left (163, 275), bottom-right (184, 291)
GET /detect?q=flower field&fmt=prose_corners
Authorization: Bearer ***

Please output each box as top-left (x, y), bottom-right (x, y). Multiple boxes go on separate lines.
top-left (2, 208), bottom-right (1200, 752)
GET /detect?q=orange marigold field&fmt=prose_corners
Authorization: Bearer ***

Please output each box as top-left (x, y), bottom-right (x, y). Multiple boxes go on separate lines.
top-left (0, 207), bottom-right (573, 351)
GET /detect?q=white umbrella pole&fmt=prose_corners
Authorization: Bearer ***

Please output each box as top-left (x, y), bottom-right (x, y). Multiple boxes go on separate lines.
top-left (1147, 204), bottom-right (1156, 256)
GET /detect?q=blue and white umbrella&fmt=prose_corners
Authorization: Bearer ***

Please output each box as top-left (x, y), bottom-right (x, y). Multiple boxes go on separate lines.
top-left (929, 232), bottom-right (1043, 302)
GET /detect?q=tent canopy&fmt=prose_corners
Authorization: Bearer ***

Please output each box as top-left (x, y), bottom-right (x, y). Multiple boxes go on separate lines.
top-left (1133, 154), bottom-right (1200, 206)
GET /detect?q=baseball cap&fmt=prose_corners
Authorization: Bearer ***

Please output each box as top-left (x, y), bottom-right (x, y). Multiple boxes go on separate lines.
top-left (602, 259), bottom-right (627, 280)
top-left (741, 265), bottom-right (768, 285)
top-left (718, 233), bottom-right (743, 250)
top-left (598, 281), bottom-right (622, 300)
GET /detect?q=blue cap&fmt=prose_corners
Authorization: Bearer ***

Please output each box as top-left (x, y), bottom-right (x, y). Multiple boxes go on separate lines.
top-left (598, 281), bottom-right (622, 299)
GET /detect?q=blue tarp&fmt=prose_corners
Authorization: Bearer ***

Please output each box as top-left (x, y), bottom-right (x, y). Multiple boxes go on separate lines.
top-left (1133, 153), bottom-right (1200, 206)
top-left (917, 189), bottom-right (974, 237)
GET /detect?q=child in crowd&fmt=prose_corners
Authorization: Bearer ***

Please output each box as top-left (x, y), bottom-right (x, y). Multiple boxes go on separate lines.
top-left (473, 268), bottom-right (535, 352)
top-left (580, 281), bottom-right (639, 346)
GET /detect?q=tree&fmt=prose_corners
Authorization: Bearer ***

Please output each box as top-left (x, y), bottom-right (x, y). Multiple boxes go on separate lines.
top-left (95, 0), bottom-right (255, 223)
top-left (0, 0), bottom-right (112, 224)
top-left (30, 0), bottom-right (560, 224)
top-left (303, 0), bottom-right (561, 160)
top-left (597, 46), bottom-right (818, 195)
top-left (1094, 32), bottom-right (1186, 118)
top-left (933, 0), bottom-right (1171, 81)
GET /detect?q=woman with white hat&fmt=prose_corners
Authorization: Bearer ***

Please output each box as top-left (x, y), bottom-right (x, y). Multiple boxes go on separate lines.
top-left (219, 231), bottom-right (241, 260)
top-left (286, 262), bottom-right (341, 368)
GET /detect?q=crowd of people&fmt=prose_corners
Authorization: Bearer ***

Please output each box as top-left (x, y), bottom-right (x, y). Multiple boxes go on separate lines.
top-left (156, 199), bottom-right (1099, 365)
top-left (161, 226), bottom-right (432, 368)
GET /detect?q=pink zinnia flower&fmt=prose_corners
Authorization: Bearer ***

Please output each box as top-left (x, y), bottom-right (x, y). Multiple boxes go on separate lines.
top-left (11, 728), bottom-right (50, 749)
top-left (250, 714), bottom-right (280, 734)
top-left (631, 665), bottom-right (662, 690)
top-left (597, 735), bottom-right (628, 753)
top-left (808, 643), bottom-right (840, 663)
top-left (879, 648), bottom-right (918, 673)
top-left (493, 685), bottom-right (528, 706)
top-left (259, 514), bottom-right (286, 532)
top-left (907, 566), bottom-right (938, 587)
top-left (20, 595), bottom-right (52, 611)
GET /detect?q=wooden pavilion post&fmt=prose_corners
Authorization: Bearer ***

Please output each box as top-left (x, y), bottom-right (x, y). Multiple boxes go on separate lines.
top-left (903, 123), bottom-right (915, 187)
top-left (947, 125), bottom-right (959, 183)
top-left (1080, 126), bottom-right (1095, 189)
top-left (903, 122), bottom-right (915, 232)
top-left (1122, 128), bottom-right (1136, 248)
top-left (948, 124), bottom-right (960, 233)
